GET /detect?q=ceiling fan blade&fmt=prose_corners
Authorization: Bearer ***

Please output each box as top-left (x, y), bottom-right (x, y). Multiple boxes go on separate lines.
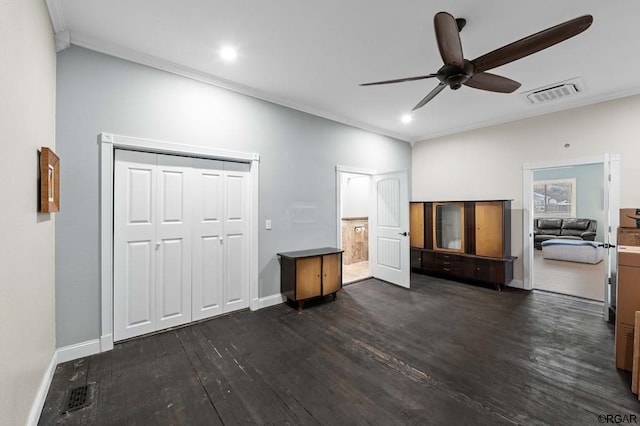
top-left (472, 15), bottom-right (593, 73)
top-left (434, 11), bottom-right (464, 68)
top-left (463, 72), bottom-right (521, 93)
top-left (412, 83), bottom-right (447, 110)
top-left (360, 74), bottom-right (438, 86)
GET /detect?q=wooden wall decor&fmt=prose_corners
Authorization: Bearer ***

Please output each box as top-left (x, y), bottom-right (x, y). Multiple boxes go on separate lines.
top-left (39, 147), bottom-right (60, 213)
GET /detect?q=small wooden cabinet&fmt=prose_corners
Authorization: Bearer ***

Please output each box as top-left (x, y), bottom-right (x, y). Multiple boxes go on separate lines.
top-left (410, 200), bottom-right (514, 289)
top-left (278, 247), bottom-right (343, 310)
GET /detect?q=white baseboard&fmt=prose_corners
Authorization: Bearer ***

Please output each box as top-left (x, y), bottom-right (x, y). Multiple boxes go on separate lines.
top-left (26, 351), bottom-right (57, 426)
top-left (56, 339), bottom-right (101, 364)
top-left (253, 293), bottom-right (286, 310)
top-left (100, 334), bottom-right (113, 352)
top-left (506, 279), bottom-right (525, 289)
top-left (27, 339), bottom-right (103, 425)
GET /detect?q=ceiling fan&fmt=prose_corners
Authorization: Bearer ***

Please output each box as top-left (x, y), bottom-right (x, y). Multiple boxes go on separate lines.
top-left (360, 12), bottom-right (593, 111)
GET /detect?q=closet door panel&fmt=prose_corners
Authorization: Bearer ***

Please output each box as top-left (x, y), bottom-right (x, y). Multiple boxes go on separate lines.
top-left (192, 159), bottom-right (224, 320)
top-left (114, 150), bottom-right (157, 341)
top-left (223, 163), bottom-right (250, 312)
top-left (224, 234), bottom-right (246, 308)
top-left (155, 154), bottom-right (192, 329)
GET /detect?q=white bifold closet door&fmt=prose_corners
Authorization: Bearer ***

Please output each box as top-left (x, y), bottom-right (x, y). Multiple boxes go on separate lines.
top-left (192, 159), bottom-right (250, 320)
top-left (114, 150), bottom-right (192, 341)
top-left (114, 150), bottom-right (249, 342)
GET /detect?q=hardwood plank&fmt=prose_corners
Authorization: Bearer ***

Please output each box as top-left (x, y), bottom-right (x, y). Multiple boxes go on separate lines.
top-left (39, 274), bottom-right (640, 425)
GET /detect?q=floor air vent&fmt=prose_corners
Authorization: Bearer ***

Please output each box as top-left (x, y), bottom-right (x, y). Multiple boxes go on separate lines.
top-left (523, 78), bottom-right (584, 104)
top-left (63, 384), bottom-right (92, 413)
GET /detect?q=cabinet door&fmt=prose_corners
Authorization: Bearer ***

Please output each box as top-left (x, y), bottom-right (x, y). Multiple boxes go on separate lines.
top-left (322, 253), bottom-right (342, 295)
top-left (410, 202), bottom-right (424, 248)
top-left (296, 257), bottom-right (322, 300)
top-left (475, 201), bottom-right (504, 258)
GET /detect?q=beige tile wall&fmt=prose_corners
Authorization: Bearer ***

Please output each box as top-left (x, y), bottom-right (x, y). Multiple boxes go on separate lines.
top-left (342, 218), bottom-right (368, 264)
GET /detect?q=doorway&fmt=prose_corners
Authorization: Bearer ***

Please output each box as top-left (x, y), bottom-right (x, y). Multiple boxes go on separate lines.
top-left (338, 171), bottom-right (372, 284)
top-left (522, 155), bottom-right (620, 321)
top-left (531, 163), bottom-right (605, 301)
top-left (336, 166), bottom-right (411, 288)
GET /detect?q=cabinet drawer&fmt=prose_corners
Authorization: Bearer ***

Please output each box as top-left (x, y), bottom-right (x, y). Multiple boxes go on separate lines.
top-left (435, 253), bottom-right (461, 268)
top-left (437, 264), bottom-right (462, 276)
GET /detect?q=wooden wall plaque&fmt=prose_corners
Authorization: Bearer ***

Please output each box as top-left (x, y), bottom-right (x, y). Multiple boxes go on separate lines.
top-left (39, 147), bottom-right (60, 213)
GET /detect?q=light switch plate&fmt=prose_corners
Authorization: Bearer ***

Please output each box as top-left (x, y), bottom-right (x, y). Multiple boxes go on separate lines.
top-left (265, 219), bottom-right (272, 230)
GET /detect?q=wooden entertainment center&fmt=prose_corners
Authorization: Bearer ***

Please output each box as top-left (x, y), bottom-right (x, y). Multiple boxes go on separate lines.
top-left (410, 200), bottom-right (514, 290)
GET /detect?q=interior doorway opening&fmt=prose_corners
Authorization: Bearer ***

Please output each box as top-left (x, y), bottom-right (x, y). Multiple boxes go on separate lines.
top-left (531, 163), bottom-right (605, 301)
top-left (522, 155), bottom-right (620, 321)
top-left (339, 172), bottom-right (372, 284)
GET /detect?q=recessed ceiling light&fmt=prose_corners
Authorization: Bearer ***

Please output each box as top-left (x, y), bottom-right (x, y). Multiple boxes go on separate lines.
top-left (401, 114), bottom-right (413, 124)
top-left (219, 46), bottom-right (238, 62)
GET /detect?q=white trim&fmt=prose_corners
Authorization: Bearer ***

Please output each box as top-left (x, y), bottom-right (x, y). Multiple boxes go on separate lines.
top-left (522, 154), bottom-right (621, 317)
top-left (335, 166), bottom-right (377, 251)
top-left (54, 31), bottom-right (70, 52)
top-left (56, 339), bottom-right (101, 364)
top-left (506, 279), bottom-right (525, 290)
top-left (523, 156), bottom-right (605, 170)
top-left (26, 352), bottom-right (57, 426)
top-left (100, 133), bottom-right (260, 350)
top-left (44, 0), bottom-right (66, 33)
top-left (255, 294), bottom-right (286, 310)
top-left (106, 133), bottom-right (259, 162)
top-left (249, 158), bottom-right (261, 311)
top-left (414, 86), bottom-right (640, 143)
top-left (100, 334), bottom-right (113, 352)
top-left (335, 165), bottom-right (378, 175)
top-left (522, 167), bottom-right (533, 291)
top-left (66, 33), bottom-right (410, 143)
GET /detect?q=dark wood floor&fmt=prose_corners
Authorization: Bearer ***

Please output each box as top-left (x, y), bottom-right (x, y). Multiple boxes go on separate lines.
top-left (40, 274), bottom-right (640, 425)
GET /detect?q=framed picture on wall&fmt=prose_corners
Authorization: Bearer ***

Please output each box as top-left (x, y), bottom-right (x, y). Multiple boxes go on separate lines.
top-left (39, 147), bottom-right (60, 213)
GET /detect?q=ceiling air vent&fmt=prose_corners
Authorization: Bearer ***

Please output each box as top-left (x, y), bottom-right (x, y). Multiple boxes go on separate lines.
top-left (523, 78), bottom-right (584, 105)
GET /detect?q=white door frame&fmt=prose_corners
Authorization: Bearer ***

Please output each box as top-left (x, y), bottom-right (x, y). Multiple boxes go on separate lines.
top-left (335, 166), bottom-right (377, 276)
top-left (99, 133), bottom-right (260, 352)
top-left (522, 154), bottom-right (620, 319)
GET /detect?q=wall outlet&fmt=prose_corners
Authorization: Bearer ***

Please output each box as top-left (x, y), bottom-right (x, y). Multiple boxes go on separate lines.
top-left (265, 219), bottom-right (272, 230)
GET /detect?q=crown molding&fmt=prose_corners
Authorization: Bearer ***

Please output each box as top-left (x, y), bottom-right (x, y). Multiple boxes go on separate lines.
top-left (67, 33), bottom-right (411, 143)
top-left (45, 0), bottom-right (66, 33)
top-left (55, 30), bottom-right (70, 52)
top-left (412, 85), bottom-right (640, 143)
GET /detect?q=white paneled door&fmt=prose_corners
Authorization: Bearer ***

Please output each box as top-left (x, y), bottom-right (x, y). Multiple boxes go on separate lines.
top-left (222, 162), bottom-right (250, 312)
top-left (114, 150), bottom-right (157, 340)
top-left (114, 150), bottom-right (250, 341)
top-left (191, 159), bottom-right (250, 320)
top-left (155, 154), bottom-right (193, 331)
top-left (370, 171), bottom-right (410, 288)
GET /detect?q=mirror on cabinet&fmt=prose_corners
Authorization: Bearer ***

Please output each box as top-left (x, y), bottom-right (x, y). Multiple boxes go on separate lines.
top-left (434, 202), bottom-right (464, 252)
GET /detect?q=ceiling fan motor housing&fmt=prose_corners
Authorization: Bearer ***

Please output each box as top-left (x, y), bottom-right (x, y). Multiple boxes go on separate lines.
top-left (437, 60), bottom-right (474, 90)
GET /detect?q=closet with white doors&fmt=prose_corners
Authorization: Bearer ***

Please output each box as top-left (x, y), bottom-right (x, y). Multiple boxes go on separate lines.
top-left (113, 149), bottom-right (250, 341)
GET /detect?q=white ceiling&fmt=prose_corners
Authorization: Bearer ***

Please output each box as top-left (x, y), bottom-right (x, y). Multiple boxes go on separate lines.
top-left (47, 0), bottom-right (640, 143)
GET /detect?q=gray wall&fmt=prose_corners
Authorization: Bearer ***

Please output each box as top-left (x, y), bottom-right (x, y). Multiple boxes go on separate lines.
top-left (533, 163), bottom-right (605, 241)
top-left (56, 46), bottom-right (411, 347)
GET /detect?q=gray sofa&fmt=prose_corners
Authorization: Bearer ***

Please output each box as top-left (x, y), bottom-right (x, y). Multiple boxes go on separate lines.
top-left (534, 218), bottom-right (597, 249)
